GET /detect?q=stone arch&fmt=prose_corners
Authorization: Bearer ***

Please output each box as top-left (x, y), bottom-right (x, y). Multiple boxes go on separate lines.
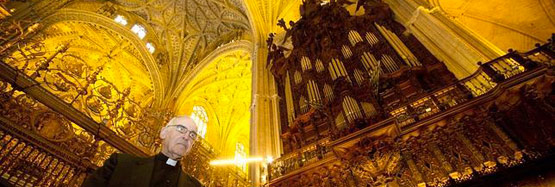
top-left (40, 8), bottom-right (164, 104)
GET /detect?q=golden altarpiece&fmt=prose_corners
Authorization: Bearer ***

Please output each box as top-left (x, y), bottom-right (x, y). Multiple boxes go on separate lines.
top-left (0, 0), bottom-right (553, 186)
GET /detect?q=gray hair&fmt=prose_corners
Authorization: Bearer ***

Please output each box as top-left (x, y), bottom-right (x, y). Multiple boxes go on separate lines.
top-left (165, 115), bottom-right (196, 127)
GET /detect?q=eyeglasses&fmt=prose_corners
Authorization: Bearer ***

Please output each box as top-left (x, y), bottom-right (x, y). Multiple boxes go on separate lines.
top-left (167, 125), bottom-right (198, 139)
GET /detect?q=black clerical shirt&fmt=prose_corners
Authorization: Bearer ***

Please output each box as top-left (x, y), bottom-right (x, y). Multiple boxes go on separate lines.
top-left (82, 153), bottom-right (202, 187)
top-left (150, 153), bottom-right (182, 187)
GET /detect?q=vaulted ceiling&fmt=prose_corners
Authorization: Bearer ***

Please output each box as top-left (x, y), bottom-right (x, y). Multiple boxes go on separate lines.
top-left (36, 0), bottom-right (302, 111)
top-left (108, 0), bottom-right (251, 106)
top-left (427, 0), bottom-right (554, 51)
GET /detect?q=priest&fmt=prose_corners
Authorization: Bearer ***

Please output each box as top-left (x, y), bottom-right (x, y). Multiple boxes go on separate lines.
top-left (82, 116), bottom-right (203, 187)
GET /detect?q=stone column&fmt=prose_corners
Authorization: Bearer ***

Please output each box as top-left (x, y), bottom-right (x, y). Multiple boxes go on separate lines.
top-left (383, 0), bottom-right (504, 79)
top-left (249, 44), bottom-right (283, 186)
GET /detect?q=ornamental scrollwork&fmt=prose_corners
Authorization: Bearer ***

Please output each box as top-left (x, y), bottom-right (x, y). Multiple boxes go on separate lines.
top-left (2, 36), bottom-right (163, 154)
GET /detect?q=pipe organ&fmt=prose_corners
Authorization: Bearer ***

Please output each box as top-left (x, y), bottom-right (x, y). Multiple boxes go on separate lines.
top-left (268, 0), bottom-right (456, 154)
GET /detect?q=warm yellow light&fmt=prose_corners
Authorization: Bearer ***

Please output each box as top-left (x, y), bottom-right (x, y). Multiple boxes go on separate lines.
top-left (131, 24), bottom-right (146, 39)
top-left (210, 157), bottom-right (263, 166)
top-left (114, 15), bottom-right (128, 26)
top-left (176, 50), bottom-right (251, 162)
top-left (145, 42), bottom-right (155, 53)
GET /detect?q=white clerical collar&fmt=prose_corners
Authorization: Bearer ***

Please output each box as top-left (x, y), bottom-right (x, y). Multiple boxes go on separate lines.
top-left (166, 158), bottom-right (178, 166)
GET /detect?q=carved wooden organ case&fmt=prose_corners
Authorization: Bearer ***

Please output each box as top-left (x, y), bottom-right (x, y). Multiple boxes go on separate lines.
top-left (267, 0), bottom-right (457, 154)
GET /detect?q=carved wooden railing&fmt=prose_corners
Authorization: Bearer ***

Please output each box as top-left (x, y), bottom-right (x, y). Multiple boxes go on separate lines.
top-left (268, 42), bottom-right (554, 181)
top-left (0, 79), bottom-right (118, 186)
top-left (269, 138), bottom-right (332, 179)
top-left (391, 43), bottom-right (551, 128)
top-left (0, 120), bottom-right (95, 186)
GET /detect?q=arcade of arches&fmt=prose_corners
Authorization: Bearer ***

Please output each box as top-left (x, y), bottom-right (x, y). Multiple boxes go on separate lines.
top-left (0, 0), bottom-right (553, 186)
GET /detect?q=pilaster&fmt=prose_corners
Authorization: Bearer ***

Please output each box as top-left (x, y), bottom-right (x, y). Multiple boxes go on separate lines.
top-left (384, 0), bottom-right (504, 79)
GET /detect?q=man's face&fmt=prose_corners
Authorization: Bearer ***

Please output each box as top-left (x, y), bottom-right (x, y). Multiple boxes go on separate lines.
top-left (161, 117), bottom-right (198, 158)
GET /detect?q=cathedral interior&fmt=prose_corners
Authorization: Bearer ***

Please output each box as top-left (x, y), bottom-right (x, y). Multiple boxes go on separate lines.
top-left (0, 0), bottom-right (554, 186)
